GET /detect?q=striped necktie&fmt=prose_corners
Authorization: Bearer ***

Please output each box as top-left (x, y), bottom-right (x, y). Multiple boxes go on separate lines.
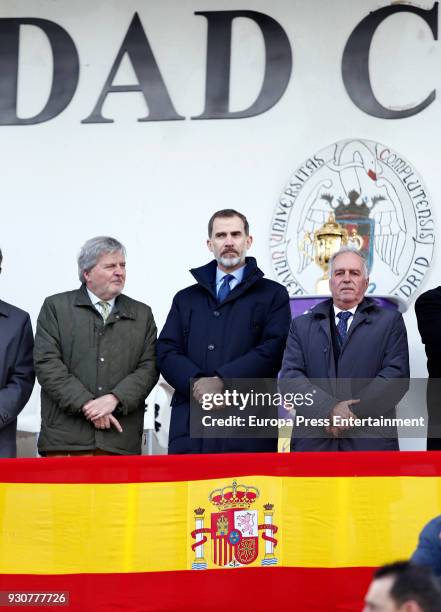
top-left (336, 311), bottom-right (352, 345)
top-left (97, 300), bottom-right (111, 322)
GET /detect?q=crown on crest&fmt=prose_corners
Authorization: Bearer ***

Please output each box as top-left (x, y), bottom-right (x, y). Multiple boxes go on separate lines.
top-left (209, 480), bottom-right (260, 510)
top-left (321, 190), bottom-right (384, 220)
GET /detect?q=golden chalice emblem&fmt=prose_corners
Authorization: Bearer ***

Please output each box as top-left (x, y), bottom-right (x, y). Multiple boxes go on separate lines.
top-left (301, 213), bottom-right (363, 293)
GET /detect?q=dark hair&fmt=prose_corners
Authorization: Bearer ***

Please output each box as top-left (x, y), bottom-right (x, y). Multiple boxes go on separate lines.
top-left (374, 561), bottom-right (441, 611)
top-left (207, 209), bottom-right (249, 237)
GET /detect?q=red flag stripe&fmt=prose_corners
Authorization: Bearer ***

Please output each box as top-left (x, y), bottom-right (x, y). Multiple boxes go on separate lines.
top-left (0, 567), bottom-right (374, 612)
top-left (1, 451), bottom-right (441, 483)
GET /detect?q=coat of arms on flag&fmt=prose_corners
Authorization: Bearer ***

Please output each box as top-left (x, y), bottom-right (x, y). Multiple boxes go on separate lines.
top-left (190, 480), bottom-right (278, 569)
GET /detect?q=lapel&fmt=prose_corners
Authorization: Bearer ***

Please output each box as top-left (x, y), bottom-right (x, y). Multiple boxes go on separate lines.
top-left (312, 299), bottom-right (337, 380)
top-left (340, 298), bottom-right (373, 355)
top-left (319, 317), bottom-right (337, 380)
top-left (107, 294), bottom-right (136, 324)
top-left (74, 285), bottom-right (99, 314)
top-left (190, 257), bottom-right (264, 306)
top-left (311, 297), bottom-right (376, 376)
top-left (74, 285), bottom-right (136, 323)
top-left (0, 300), bottom-right (10, 318)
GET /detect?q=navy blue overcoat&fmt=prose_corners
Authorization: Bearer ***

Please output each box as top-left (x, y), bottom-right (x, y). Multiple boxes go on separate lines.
top-left (157, 258), bottom-right (291, 453)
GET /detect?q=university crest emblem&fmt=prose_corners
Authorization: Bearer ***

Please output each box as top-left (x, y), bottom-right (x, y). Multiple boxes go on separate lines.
top-left (190, 480), bottom-right (278, 569)
top-left (269, 139), bottom-right (434, 303)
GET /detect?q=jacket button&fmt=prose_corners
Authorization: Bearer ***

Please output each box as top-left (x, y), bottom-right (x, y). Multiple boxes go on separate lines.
top-left (98, 386), bottom-right (103, 391)
top-left (213, 311), bottom-right (220, 317)
top-left (100, 357), bottom-right (105, 362)
top-left (207, 344), bottom-right (215, 351)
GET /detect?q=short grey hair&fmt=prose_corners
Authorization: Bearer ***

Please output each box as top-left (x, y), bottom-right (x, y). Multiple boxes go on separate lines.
top-left (78, 236), bottom-right (126, 283)
top-left (329, 247), bottom-right (368, 278)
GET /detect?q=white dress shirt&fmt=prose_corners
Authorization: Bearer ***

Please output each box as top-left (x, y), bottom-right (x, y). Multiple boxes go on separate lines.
top-left (333, 304), bottom-right (357, 332)
top-left (215, 264), bottom-right (246, 296)
top-left (86, 288), bottom-right (116, 320)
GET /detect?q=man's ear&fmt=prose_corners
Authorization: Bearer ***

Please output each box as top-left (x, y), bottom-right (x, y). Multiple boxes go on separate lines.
top-left (207, 239), bottom-right (213, 253)
top-left (246, 235), bottom-right (253, 250)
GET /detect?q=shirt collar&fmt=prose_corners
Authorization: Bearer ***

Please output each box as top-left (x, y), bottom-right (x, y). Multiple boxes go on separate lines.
top-left (86, 288), bottom-right (116, 309)
top-left (216, 264), bottom-right (246, 285)
top-left (333, 304), bottom-right (357, 318)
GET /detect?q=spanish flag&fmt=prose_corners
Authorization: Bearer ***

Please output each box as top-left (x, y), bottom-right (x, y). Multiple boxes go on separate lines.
top-left (0, 452), bottom-right (439, 611)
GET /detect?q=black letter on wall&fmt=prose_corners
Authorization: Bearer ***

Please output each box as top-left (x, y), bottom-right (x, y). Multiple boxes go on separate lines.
top-left (83, 13), bottom-right (184, 123)
top-left (193, 10), bottom-right (292, 120)
top-left (0, 19), bottom-right (79, 125)
top-left (342, 3), bottom-right (438, 119)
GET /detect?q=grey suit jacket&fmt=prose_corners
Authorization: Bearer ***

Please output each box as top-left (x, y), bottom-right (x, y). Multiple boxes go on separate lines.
top-left (0, 299), bottom-right (35, 457)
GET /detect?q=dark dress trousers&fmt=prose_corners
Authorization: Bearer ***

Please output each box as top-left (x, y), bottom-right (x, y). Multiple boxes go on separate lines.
top-left (0, 299), bottom-right (35, 457)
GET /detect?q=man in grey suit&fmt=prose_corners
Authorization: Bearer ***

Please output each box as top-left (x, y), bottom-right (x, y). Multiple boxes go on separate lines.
top-left (280, 247), bottom-right (409, 451)
top-left (0, 248), bottom-right (35, 457)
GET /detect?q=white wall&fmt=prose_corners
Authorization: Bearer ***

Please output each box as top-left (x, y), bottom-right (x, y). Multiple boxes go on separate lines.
top-left (0, 0), bottom-right (437, 431)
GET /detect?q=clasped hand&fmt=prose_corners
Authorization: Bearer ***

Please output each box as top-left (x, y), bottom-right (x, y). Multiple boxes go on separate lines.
top-left (82, 394), bottom-right (123, 432)
top-left (193, 377), bottom-right (224, 409)
top-left (326, 399), bottom-right (360, 438)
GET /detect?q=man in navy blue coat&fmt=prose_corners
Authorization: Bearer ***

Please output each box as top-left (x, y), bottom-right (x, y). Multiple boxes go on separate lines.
top-left (280, 247), bottom-right (409, 451)
top-left (157, 209), bottom-right (291, 454)
top-left (411, 516), bottom-right (441, 578)
top-left (0, 249), bottom-right (35, 457)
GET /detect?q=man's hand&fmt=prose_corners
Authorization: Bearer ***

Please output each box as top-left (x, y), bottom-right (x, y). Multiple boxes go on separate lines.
top-left (82, 394), bottom-right (119, 421)
top-left (193, 377), bottom-right (224, 406)
top-left (326, 399), bottom-right (360, 437)
top-left (325, 425), bottom-right (341, 438)
top-left (92, 414), bottom-right (123, 433)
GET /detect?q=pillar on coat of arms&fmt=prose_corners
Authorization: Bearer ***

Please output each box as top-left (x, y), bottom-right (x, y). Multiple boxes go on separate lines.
top-left (262, 504), bottom-right (278, 566)
top-left (192, 508), bottom-right (207, 570)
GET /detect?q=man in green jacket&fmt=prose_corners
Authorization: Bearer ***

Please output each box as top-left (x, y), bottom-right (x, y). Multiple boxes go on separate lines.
top-left (35, 236), bottom-right (158, 456)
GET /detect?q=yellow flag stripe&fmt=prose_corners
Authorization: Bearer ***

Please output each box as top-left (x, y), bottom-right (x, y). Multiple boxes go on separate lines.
top-left (0, 476), bottom-right (438, 574)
